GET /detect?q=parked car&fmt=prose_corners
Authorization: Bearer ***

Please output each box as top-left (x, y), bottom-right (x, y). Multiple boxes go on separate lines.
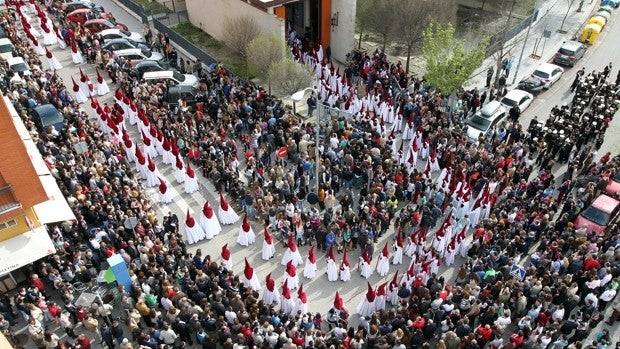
top-left (31, 104), bottom-right (64, 132)
top-left (604, 170), bottom-right (620, 196)
top-left (499, 89), bottom-right (534, 112)
top-left (63, 1), bottom-right (104, 13)
top-left (574, 194), bottom-right (620, 234)
top-left (133, 60), bottom-right (172, 78)
top-left (142, 70), bottom-right (200, 88)
top-left (99, 29), bottom-right (145, 44)
top-left (114, 48), bottom-right (166, 66)
top-left (553, 40), bottom-right (587, 66)
top-left (66, 8), bottom-right (113, 24)
top-left (0, 38), bottom-right (14, 61)
top-left (102, 38), bottom-right (149, 51)
top-left (7, 56), bottom-right (31, 76)
top-left (466, 101), bottom-right (506, 143)
top-left (531, 63), bottom-right (564, 88)
top-left (84, 19), bottom-right (128, 33)
top-left (517, 76), bottom-right (545, 94)
top-left (601, 0), bottom-right (619, 8)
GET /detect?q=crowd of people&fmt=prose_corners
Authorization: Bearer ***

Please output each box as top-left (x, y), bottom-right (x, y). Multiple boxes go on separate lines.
top-left (0, 1), bottom-right (619, 349)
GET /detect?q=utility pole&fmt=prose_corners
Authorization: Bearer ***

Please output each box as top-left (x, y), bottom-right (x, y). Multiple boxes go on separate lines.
top-left (511, 10), bottom-right (535, 85)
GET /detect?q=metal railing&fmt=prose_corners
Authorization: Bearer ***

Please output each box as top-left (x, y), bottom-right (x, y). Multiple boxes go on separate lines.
top-left (152, 18), bottom-right (218, 66)
top-left (486, 9), bottom-right (540, 57)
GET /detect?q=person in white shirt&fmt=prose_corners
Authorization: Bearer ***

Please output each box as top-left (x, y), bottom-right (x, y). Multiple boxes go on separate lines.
top-left (551, 305), bottom-right (565, 322)
top-left (225, 307), bottom-right (237, 324)
top-left (599, 287), bottom-right (617, 311)
top-left (494, 312), bottom-right (512, 333)
top-left (584, 292), bottom-right (599, 309)
top-left (159, 324), bottom-right (177, 345)
top-left (600, 271), bottom-right (613, 288)
top-left (586, 276), bottom-right (601, 290)
top-left (161, 296), bottom-right (173, 311)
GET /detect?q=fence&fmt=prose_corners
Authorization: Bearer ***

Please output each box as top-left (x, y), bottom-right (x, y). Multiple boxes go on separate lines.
top-left (116, 0), bottom-right (149, 24)
top-left (154, 11), bottom-right (189, 26)
top-left (152, 18), bottom-right (218, 66)
top-left (485, 9), bottom-right (539, 57)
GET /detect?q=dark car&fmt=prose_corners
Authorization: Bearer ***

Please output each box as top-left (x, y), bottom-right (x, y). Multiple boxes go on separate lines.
top-left (63, 1), bottom-right (104, 13)
top-left (553, 40), bottom-right (587, 67)
top-left (102, 38), bottom-right (149, 51)
top-left (165, 85), bottom-right (200, 111)
top-left (517, 77), bottom-right (545, 94)
top-left (133, 60), bottom-right (171, 78)
top-left (31, 104), bottom-right (64, 132)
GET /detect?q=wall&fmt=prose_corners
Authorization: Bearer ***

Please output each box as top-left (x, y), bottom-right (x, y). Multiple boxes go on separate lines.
top-left (186, 0), bottom-right (285, 46)
top-left (329, 0), bottom-right (356, 64)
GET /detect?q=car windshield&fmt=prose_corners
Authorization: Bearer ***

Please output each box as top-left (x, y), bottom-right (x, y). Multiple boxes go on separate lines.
top-left (104, 20), bottom-right (115, 27)
top-left (172, 71), bottom-right (185, 82)
top-left (126, 38), bottom-right (137, 47)
top-left (558, 48), bottom-right (575, 56)
top-left (467, 115), bottom-right (492, 131)
top-left (533, 70), bottom-right (550, 79)
top-left (501, 97), bottom-right (517, 107)
top-left (140, 49), bottom-right (152, 58)
top-left (580, 207), bottom-right (610, 226)
top-left (120, 30), bottom-right (131, 36)
top-left (613, 171), bottom-right (620, 182)
top-left (11, 63), bottom-right (28, 72)
top-left (0, 44), bottom-right (12, 53)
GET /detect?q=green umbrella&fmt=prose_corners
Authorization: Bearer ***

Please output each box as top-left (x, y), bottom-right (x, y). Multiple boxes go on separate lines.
top-left (104, 268), bottom-right (116, 283)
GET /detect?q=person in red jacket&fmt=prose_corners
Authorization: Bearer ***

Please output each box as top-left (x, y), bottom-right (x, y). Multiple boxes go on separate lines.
top-left (476, 324), bottom-right (493, 344)
top-left (30, 274), bottom-right (45, 293)
top-left (584, 255), bottom-right (601, 271)
top-left (76, 333), bottom-right (91, 349)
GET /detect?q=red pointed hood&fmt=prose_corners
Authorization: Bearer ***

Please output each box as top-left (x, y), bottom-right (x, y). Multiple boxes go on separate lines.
top-left (115, 89), bottom-right (124, 101)
top-left (340, 248), bottom-right (350, 268)
top-left (186, 210), bottom-right (195, 227)
top-left (135, 147), bottom-right (145, 164)
top-left (147, 155), bottom-right (156, 172)
top-left (298, 284), bottom-right (307, 303)
top-left (308, 246), bottom-right (316, 264)
top-left (244, 258), bottom-right (254, 280)
top-left (365, 282), bottom-right (376, 302)
top-left (389, 270), bottom-right (399, 287)
top-left (79, 68), bottom-right (87, 82)
top-left (90, 96), bottom-right (99, 109)
top-left (381, 243), bottom-right (390, 258)
top-left (175, 154), bottom-right (183, 170)
top-left (377, 282), bottom-right (388, 296)
top-left (242, 214), bottom-right (250, 232)
top-left (158, 178), bottom-right (167, 194)
top-left (396, 230), bottom-right (403, 247)
top-left (45, 46), bottom-right (52, 59)
top-left (407, 262), bottom-right (415, 277)
top-left (286, 261), bottom-right (296, 276)
top-left (221, 244), bottom-right (230, 260)
top-left (265, 273), bottom-right (275, 291)
top-left (362, 250), bottom-right (371, 264)
top-left (162, 137), bottom-right (171, 151)
top-left (328, 245), bottom-right (335, 261)
top-left (96, 68), bottom-right (104, 83)
top-left (281, 280), bottom-right (291, 299)
top-left (287, 235), bottom-right (297, 252)
top-left (141, 130), bottom-right (151, 146)
top-left (71, 77), bottom-right (80, 92)
top-left (149, 124), bottom-right (157, 139)
top-left (264, 226), bottom-right (273, 244)
top-left (202, 201), bottom-right (213, 219)
top-left (219, 192), bottom-right (229, 211)
top-left (71, 40), bottom-right (78, 53)
top-left (334, 291), bottom-right (344, 310)
top-left (123, 134), bottom-right (133, 149)
top-left (186, 161), bottom-right (195, 178)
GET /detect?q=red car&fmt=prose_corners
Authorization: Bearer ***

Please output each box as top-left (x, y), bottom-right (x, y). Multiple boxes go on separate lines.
top-left (83, 19), bottom-right (129, 33)
top-left (574, 194), bottom-right (620, 235)
top-left (66, 8), bottom-right (114, 24)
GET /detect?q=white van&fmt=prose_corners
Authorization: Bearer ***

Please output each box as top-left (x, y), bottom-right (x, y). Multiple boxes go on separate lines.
top-left (142, 70), bottom-right (199, 88)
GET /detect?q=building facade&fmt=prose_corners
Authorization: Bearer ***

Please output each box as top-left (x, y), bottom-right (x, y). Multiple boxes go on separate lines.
top-left (185, 0), bottom-right (356, 64)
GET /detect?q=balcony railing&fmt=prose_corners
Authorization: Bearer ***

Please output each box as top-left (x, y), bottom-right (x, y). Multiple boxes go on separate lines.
top-left (0, 185), bottom-right (21, 215)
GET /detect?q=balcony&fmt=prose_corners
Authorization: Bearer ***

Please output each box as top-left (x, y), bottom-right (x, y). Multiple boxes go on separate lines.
top-left (0, 185), bottom-right (21, 215)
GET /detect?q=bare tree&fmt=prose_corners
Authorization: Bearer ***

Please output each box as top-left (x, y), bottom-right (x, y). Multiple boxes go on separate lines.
top-left (222, 15), bottom-right (261, 57)
top-left (356, 0), bottom-right (374, 49)
top-left (268, 58), bottom-right (314, 97)
top-left (393, 0), bottom-right (457, 74)
top-left (366, 0), bottom-right (397, 51)
top-left (559, 0), bottom-right (577, 33)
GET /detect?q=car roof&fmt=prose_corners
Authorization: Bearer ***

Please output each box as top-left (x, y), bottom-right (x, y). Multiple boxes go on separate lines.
top-left (561, 40), bottom-right (584, 50)
top-left (68, 8), bottom-right (92, 14)
top-left (100, 29), bottom-right (121, 34)
top-left (7, 56), bottom-right (25, 65)
top-left (503, 89), bottom-right (531, 100)
top-left (478, 101), bottom-right (504, 118)
top-left (115, 48), bottom-right (143, 55)
top-left (135, 60), bottom-right (160, 67)
top-left (85, 18), bottom-right (106, 24)
top-left (143, 71), bottom-right (175, 79)
top-left (590, 194), bottom-right (620, 214)
top-left (0, 38), bottom-right (12, 44)
top-left (105, 38), bottom-right (129, 43)
top-left (535, 63), bottom-right (561, 72)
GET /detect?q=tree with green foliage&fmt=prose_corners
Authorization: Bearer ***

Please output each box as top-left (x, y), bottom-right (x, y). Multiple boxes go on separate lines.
top-left (423, 22), bottom-right (489, 94)
top-left (268, 58), bottom-right (314, 97)
top-left (246, 33), bottom-right (287, 84)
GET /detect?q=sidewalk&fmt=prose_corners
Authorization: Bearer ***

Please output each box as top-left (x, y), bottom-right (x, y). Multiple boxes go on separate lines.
top-left (464, 0), bottom-right (598, 90)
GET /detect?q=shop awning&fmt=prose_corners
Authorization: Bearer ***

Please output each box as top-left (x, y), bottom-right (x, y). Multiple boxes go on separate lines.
top-left (0, 226), bottom-right (55, 275)
top-left (33, 175), bottom-right (76, 224)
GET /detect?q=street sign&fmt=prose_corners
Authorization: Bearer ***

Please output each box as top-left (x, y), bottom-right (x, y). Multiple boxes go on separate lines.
top-left (543, 30), bottom-right (552, 38)
top-left (277, 147), bottom-right (288, 158)
top-left (510, 265), bottom-right (526, 280)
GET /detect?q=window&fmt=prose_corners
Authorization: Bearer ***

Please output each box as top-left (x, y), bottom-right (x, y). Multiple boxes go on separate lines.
top-left (0, 219), bottom-right (17, 231)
